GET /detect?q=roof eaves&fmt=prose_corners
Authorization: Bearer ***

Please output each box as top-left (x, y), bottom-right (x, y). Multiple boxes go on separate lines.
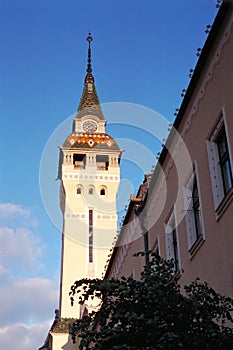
top-left (149, 1), bottom-right (230, 196)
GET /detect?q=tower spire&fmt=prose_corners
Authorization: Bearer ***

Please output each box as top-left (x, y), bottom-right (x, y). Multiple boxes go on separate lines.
top-left (76, 32), bottom-right (105, 120)
top-left (86, 32), bottom-right (93, 75)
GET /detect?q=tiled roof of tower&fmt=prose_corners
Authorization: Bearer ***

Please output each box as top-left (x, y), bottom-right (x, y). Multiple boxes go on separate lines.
top-left (77, 80), bottom-right (105, 120)
top-left (62, 132), bottom-right (120, 150)
top-left (76, 33), bottom-right (105, 120)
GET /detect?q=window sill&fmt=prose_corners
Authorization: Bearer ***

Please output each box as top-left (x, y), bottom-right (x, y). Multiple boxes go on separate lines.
top-left (188, 235), bottom-right (205, 259)
top-left (215, 188), bottom-right (233, 221)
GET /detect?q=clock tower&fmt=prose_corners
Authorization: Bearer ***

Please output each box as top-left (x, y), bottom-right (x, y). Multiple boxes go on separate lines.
top-left (58, 32), bottom-right (122, 320)
top-left (40, 33), bottom-right (122, 350)
top-left (39, 34), bottom-right (122, 350)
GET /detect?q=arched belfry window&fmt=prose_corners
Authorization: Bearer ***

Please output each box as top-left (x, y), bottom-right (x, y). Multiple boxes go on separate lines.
top-left (77, 187), bottom-right (82, 195)
top-left (100, 188), bottom-right (105, 196)
top-left (100, 188), bottom-right (106, 196)
top-left (89, 187), bottom-right (94, 195)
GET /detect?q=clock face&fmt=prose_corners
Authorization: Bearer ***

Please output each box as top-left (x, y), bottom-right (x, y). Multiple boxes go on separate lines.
top-left (83, 120), bottom-right (97, 133)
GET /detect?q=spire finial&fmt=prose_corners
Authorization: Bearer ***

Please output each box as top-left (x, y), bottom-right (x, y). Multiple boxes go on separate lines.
top-left (86, 32), bottom-right (93, 74)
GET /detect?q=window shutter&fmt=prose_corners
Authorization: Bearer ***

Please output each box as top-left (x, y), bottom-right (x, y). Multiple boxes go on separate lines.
top-left (198, 207), bottom-right (203, 236)
top-left (165, 224), bottom-right (174, 260)
top-left (206, 140), bottom-right (224, 209)
top-left (183, 186), bottom-right (196, 250)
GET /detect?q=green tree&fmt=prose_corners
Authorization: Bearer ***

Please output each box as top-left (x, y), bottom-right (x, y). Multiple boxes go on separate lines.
top-left (69, 252), bottom-right (233, 349)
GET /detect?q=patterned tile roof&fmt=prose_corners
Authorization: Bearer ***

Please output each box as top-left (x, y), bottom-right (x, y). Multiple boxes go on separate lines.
top-left (62, 132), bottom-right (120, 150)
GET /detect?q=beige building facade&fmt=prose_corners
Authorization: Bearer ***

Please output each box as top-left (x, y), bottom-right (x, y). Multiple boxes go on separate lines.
top-left (106, 0), bottom-right (233, 299)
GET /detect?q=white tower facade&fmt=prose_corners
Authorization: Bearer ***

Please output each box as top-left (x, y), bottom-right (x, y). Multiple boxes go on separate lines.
top-left (39, 34), bottom-right (122, 350)
top-left (58, 34), bottom-right (122, 319)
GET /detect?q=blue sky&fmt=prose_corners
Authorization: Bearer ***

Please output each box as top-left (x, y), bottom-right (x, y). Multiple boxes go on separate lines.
top-left (0, 0), bottom-right (219, 349)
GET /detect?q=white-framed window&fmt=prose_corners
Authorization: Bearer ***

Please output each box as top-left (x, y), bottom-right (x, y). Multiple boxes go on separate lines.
top-left (183, 166), bottom-right (204, 253)
top-left (206, 114), bottom-right (233, 214)
top-left (216, 127), bottom-right (233, 194)
top-left (164, 209), bottom-right (180, 272)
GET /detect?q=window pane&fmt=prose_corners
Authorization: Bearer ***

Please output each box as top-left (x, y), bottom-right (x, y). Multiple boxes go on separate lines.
top-left (217, 129), bottom-right (227, 159)
top-left (222, 160), bottom-right (233, 193)
top-left (172, 228), bottom-right (179, 271)
top-left (192, 177), bottom-right (202, 240)
top-left (217, 127), bottom-right (233, 195)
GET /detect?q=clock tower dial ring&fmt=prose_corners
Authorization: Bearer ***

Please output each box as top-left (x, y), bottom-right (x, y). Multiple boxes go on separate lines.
top-left (83, 120), bottom-right (97, 132)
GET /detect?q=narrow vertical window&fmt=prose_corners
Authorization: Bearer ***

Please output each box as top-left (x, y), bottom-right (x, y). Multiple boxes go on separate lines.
top-left (89, 210), bottom-right (93, 263)
top-left (192, 177), bottom-right (202, 240)
top-left (206, 118), bottom-right (233, 214)
top-left (183, 169), bottom-right (204, 254)
top-left (172, 227), bottom-right (179, 272)
top-left (216, 127), bottom-right (233, 195)
top-left (165, 211), bottom-right (180, 272)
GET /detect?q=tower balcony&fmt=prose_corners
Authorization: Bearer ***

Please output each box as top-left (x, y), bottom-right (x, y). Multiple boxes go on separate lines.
top-left (97, 162), bottom-right (108, 171)
top-left (74, 161), bottom-right (85, 170)
top-left (62, 152), bottom-right (120, 172)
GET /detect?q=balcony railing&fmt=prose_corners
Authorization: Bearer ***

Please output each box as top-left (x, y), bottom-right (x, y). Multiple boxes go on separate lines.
top-left (74, 161), bottom-right (85, 169)
top-left (97, 165), bottom-right (107, 170)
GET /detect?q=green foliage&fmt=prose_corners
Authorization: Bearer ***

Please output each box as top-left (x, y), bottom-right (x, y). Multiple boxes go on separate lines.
top-left (69, 252), bottom-right (233, 349)
top-left (52, 318), bottom-right (77, 333)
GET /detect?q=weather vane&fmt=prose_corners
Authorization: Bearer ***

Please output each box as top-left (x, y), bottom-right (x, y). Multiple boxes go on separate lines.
top-left (87, 31), bottom-right (93, 44)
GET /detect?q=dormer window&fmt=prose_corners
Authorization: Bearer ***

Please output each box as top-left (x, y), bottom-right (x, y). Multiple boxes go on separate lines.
top-left (87, 83), bottom-right (93, 92)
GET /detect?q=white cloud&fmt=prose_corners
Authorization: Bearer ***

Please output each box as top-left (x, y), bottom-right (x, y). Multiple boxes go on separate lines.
top-left (0, 277), bottom-right (58, 327)
top-left (0, 227), bottom-right (44, 270)
top-left (0, 320), bottom-right (53, 350)
top-left (0, 270), bottom-right (59, 349)
top-left (0, 202), bottom-right (39, 231)
top-left (0, 203), bottom-right (60, 349)
top-left (0, 203), bottom-right (31, 218)
top-left (0, 263), bottom-right (9, 275)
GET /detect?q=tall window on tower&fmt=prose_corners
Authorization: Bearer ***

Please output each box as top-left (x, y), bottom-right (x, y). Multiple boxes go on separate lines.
top-left (89, 210), bottom-right (93, 263)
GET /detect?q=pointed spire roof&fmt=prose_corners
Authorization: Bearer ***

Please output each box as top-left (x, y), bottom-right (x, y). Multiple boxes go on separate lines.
top-left (76, 33), bottom-right (105, 120)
